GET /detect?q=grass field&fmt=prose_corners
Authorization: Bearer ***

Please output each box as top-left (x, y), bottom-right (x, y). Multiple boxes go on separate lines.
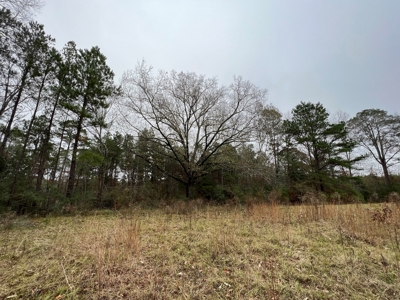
top-left (1, 201), bottom-right (399, 299)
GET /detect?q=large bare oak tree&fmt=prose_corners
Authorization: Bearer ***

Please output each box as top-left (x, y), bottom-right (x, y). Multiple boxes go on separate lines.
top-left (348, 109), bottom-right (400, 185)
top-left (121, 62), bottom-right (267, 198)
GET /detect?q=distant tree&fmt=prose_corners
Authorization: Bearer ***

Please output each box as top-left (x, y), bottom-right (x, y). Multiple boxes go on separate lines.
top-left (91, 131), bottom-right (124, 206)
top-left (283, 102), bottom-right (358, 192)
top-left (348, 109), bottom-right (400, 185)
top-left (329, 110), bottom-right (362, 177)
top-left (121, 61), bottom-right (266, 198)
top-left (235, 143), bottom-right (271, 194)
top-left (119, 133), bottom-right (136, 189)
top-left (254, 104), bottom-right (283, 174)
top-left (50, 119), bottom-right (74, 189)
top-left (278, 133), bottom-right (309, 195)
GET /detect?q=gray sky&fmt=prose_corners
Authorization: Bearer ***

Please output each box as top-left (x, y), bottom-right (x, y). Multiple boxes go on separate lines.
top-left (37, 0), bottom-right (400, 117)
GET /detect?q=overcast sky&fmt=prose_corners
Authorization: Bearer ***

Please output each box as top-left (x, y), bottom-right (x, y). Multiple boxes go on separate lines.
top-left (36, 0), bottom-right (400, 117)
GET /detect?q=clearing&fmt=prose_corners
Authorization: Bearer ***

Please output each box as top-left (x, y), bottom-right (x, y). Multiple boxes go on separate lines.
top-left (0, 202), bottom-right (399, 299)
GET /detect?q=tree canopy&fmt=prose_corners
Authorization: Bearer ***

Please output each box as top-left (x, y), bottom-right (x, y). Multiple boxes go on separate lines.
top-left (283, 102), bottom-right (361, 192)
top-left (121, 61), bottom-right (267, 197)
top-left (348, 109), bottom-right (400, 185)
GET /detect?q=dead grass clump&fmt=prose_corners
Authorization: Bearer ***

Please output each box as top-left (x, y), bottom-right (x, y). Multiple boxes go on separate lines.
top-left (388, 192), bottom-right (400, 204)
top-left (165, 198), bottom-right (205, 215)
top-left (117, 218), bottom-right (141, 255)
top-left (189, 198), bottom-right (205, 210)
top-left (329, 191), bottom-right (341, 204)
top-left (299, 191), bottom-right (328, 221)
top-left (0, 212), bottom-right (17, 230)
top-left (301, 190), bottom-right (327, 205)
top-left (61, 203), bottom-right (76, 214)
top-left (243, 197), bottom-right (260, 212)
top-left (370, 203), bottom-right (393, 224)
top-left (248, 201), bottom-right (281, 223)
top-left (267, 189), bottom-right (283, 204)
top-left (264, 258), bottom-right (280, 300)
top-left (224, 196), bottom-right (240, 206)
top-left (369, 192), bottom-right (379, 202)
top-left (166, 200), bottom-right (190, 215)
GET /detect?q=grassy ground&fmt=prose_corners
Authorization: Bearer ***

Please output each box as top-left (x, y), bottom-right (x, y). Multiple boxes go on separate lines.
top-left (0, 201), bottom-right (399, 299)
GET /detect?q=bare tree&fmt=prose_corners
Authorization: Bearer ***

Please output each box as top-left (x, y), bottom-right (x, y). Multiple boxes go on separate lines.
top-left (254, 104), bottom-right (282, 173)
top-left (121, 61), bottom-right (267, 198)
top-left (348, 109), bottom-right (400, 184)
top-left (329, 110), bottom-right (350, 124)
top-left (0, 0), bottom-right (44, 22)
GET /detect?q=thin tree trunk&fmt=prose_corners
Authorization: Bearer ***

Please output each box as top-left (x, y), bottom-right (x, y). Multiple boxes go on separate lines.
top-left (50, 123), bottom-right (66, 183)
top-left (66, 96), bottom-right (88, 198)
top-left (377, 137), bottom-right (391, 185)
top-left (58, 137), bottom-right (71, 190)
top-left (36, 90), bottom-right (60, 191)
top-left (2, 71), bottom-right (29, 207)
top-left (11, 74), bottom-right (47, 194)
top-left (0, 67), bottom-right (19, 120)
top-left (0, 71), bottom-right (28, 156)
top-left (97, 164), bottom-right (105, 206)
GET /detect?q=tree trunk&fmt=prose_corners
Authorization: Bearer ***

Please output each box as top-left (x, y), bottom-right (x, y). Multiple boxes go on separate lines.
top-left (58, 137), bottom-right (71, 190)
top-left (36, 89), bottom-right (60, 191)
top-left (0, 68), bottom-right (19, 120)
top-left (11, 74), bottom-right (47, 194)
top-left (0, 71), bottom-right (28, 156)
top-left (66, 96), bottom-right (88, 198)
top-left (185, 176), bottom-right (194, 199)
top-left (97, 164), bottom-right (105, 206)
top-left (381, 159), bottom-right (391, 185)
top-left (49, 124), bottom-right (65, 183)
top-left (2, 71), bottom-right (29, 207)
top-left (185, 183), bottom-right (190, 199)
top-left (65, 126), bottom-right (81, 198)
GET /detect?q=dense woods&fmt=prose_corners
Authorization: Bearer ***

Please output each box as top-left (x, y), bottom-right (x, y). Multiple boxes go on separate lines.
top-left (1, 6), bottom-right (400, 215)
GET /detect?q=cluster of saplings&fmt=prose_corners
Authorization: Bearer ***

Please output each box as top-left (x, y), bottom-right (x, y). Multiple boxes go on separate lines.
top-left (1, 7), bottom-right (400, 215)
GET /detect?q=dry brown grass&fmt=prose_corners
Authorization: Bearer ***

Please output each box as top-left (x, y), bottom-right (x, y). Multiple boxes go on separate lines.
top-left (0, 202), bottom-right (399, 299)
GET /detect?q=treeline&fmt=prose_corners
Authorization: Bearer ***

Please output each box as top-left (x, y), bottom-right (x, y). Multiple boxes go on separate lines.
top-left (1, 7), bottom-right (400, 214)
